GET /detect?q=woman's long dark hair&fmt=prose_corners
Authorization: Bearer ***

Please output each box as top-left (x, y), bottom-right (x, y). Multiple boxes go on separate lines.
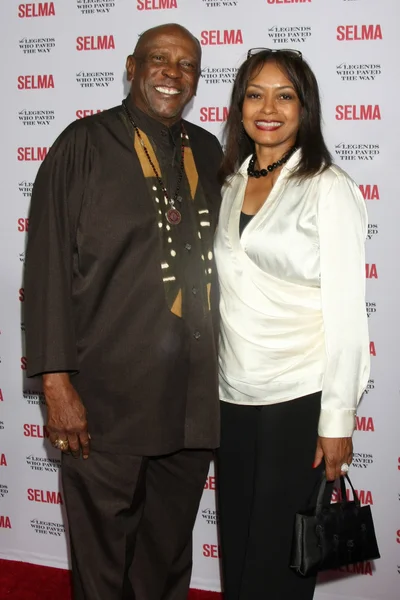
top-left (219, 50), bottom-right (332, 183)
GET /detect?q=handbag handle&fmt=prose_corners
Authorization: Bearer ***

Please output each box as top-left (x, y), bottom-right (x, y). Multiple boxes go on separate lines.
top-left (315, 472), bottom-right (360, 517)
top-left (339, 473), bottom-right (360, 507)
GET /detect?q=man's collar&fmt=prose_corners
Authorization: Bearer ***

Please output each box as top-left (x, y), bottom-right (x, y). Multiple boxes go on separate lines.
top-left (124, 94), bottom-right (182, 143)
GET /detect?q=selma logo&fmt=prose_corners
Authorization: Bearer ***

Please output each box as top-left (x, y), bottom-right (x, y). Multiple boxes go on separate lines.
top-left (76, 109), bottom-right (103, 119)
top-left (337, 25), bottom-right (382, 41)
top-left (335, 561), bottom-right (373, 576)
top-left (23, 424), bottom-right (49, 438)
top-left (336, 105), bottom-right (381, 121)
top-left (19, 288), bottom-right (25, 302)
top-left (369, 342), bottom-right (376, 356)
top-left (355, 416), bottom-right (375, 432)
top-left (200, 107), bottom-right (229, 122)
top-left (18, 2), bottom-right (55, 17)
top-left (200, 30), bottom-right (243, 45)
top-left (332, 488), bottom-right (373, 505)
top-left (365, 263), bottom-right (377, 279)
top-left (137, 0), bottom-right (178, 8)
top-left (360, 185), bottom-right (379, 200)
top-left (76, 35), bottom-right (115, 51)
top-left (267, 0), bottom-right (311, 3)
top-left (0, 516), bottom-right (11, 529)
top-left (18, 147), bottom-right (49, 162)
top-left (204, 476), bottom-right (216, 490)
top-left (0, 454), bottom-right (7, 467)
top-left (28, 488), bottom-right (63, 505)
top-left (17, 74), bottom-right (54, 89)
top-left (203, 544), bottom-right (220, 558)
top-left (17, 218), bottom-right (29, 232)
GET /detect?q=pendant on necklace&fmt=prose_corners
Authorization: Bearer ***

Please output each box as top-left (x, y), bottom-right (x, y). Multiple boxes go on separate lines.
top-left (166, 207), bottom-right (182, 225)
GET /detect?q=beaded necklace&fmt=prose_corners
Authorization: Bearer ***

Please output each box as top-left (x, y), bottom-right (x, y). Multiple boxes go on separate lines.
top-left (122, 99), bottom-right (187, 225)
top-left (247, 145), bottom-right (297, 178)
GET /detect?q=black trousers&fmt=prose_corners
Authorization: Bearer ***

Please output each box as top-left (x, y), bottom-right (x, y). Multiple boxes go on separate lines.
top-left (62, 448), bottom-right (212, 600)
top-left (217, 393), bottom-right (323, 600)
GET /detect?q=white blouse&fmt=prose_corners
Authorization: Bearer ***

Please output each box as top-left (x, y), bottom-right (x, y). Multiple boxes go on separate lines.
top-left (214, 150), bottom-right (370, 438)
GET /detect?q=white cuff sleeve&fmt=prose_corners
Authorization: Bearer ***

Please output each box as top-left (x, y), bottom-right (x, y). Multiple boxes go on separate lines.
top-left (318, 408), bottom-right (356, 438)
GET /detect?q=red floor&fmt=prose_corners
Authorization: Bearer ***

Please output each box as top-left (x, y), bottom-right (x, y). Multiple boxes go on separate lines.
top-left (0, 560), bottom-right (221, 600)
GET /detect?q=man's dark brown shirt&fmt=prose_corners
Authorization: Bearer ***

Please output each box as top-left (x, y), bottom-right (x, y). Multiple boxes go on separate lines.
top-left (25, 96), bottom-right (223, 455)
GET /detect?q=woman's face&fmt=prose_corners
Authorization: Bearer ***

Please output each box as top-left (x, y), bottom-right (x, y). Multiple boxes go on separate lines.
top-left (242, 61), bottom-right (301, 152)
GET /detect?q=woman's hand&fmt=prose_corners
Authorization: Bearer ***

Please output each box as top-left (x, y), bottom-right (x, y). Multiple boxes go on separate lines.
top-left (313, 436), bottom-right (353, 481)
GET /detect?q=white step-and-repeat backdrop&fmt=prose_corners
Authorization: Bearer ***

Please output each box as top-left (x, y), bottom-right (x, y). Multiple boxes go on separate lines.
top-left (0, 1), bottom-right (399, 599)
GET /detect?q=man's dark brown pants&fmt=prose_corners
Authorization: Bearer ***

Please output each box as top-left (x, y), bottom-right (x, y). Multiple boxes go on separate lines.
top-left (62, 448), bottom-right (212, 600)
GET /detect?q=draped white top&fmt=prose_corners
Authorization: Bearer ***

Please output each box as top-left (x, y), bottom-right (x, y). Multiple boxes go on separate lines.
top-left (214, 150), bottom-right (370, 437)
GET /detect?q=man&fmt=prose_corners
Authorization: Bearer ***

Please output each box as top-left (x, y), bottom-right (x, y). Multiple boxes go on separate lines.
top-left (25, 24), bottom-right (222, 600)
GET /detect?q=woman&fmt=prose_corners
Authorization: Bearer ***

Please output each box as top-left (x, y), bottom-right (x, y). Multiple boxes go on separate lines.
top-left (214, 48), bottom-right (370, 600)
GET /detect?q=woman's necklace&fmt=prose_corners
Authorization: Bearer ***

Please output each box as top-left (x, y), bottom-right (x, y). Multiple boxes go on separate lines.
top-left (122, 100), bottom-right (187, 225)
top-left (247, 145), bottom-right (297, 178)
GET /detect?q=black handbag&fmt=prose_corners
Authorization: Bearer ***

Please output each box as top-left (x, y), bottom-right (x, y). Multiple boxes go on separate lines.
top-left (289, 472), bottom-right (380, 577)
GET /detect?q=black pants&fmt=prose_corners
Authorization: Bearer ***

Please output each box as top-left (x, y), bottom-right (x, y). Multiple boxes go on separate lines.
top-left (62, 448), bottom-right (212, 600)
top-left (217, 393), bottom-right (323, 600)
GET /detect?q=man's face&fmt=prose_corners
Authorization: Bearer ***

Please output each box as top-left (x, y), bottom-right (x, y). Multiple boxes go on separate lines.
top-left (127, 28), bottom-right (200, 126)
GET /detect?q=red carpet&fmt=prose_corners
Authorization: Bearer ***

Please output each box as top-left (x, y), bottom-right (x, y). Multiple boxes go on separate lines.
top-left (0, 560), bottom-right (221, 600)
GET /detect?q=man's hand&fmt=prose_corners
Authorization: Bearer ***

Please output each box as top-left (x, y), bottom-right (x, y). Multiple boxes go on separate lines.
top-left (313, 436), bottom-right (353, 481)
top-left (43, 373), bottom-right (90, 459)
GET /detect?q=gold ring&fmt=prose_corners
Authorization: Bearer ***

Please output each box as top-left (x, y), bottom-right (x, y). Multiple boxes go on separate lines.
top-left (54, 438), bottom-right (69, 451)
